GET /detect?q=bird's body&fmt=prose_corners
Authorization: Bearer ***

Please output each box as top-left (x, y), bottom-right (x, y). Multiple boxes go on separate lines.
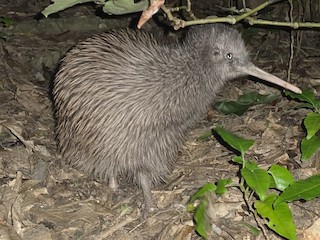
top-left (53, 24), bottom-right (300, 209)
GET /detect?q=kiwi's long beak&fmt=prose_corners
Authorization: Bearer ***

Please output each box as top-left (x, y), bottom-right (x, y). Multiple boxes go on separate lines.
top-left (239, 64), bottom-right (302, 94)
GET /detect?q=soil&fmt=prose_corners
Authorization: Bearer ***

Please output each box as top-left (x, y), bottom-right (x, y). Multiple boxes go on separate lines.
top-left (0, 1), bottom-right (320, 240)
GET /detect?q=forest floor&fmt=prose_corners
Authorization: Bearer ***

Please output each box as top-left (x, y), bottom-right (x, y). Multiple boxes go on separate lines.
top-left (0, 1), bottom-right (320, 239)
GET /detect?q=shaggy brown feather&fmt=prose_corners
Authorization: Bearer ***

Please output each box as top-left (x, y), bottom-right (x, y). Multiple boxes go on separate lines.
top-left (53, 24), bottom-right (298, 210)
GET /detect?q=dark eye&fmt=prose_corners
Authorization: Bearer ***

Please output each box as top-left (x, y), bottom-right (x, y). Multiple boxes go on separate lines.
top-left (226, 53), bottom-right (233, 60)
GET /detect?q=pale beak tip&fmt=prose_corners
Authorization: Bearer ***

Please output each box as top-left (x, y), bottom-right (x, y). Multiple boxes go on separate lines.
top-left (243, 65), bottom-right (302, 95)
top-left (290, 87), bottom-right (302, 94)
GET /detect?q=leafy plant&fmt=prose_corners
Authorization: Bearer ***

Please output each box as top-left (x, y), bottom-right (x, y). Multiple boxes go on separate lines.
top-left (213, 91), bottom-right (279, 116)
top-left (285, 89), bottom-right (320, 160)
top-left (213, 89), bottom-right (320, 160)
top-left (189, 126), bottom-right (320, 240)
top-left (42, 0), bottom-right (149, 17)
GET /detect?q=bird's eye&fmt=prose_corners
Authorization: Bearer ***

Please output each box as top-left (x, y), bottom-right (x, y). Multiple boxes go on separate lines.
top-left (226, 53), bottom-right (233, 60)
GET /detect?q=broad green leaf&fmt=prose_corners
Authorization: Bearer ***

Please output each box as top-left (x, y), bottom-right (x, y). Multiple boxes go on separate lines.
top-left (232, 156), bottom-right (243, 164)
top-left (194, 200), bottom-right (208, 239)
top-left (216, 179), bottom-right (232, 195)
top-left (284, 88), bottom-right (315, 103)
top-left (42, 0), bottom-right (94, 17)
top-left (301, 135), bottom-right (320, 161)
top-left (213, 91), bottom-right (279, 115)
top-left (189, 183), bottom-right (216, 202)
top-left (103, 0), bottom-right (148, 15)
top-left (255, 194), bottom-right (296, 240)
top-left (244, 160), bottom-right (258, 170)
top-left (237, 91), bottom-right (278, 104)
top-left (213, 101), bottom-right (250, 115)
top-left (269, 174), bottom-right (277, 189)
top-left (268, 164), bottom-right (294, 191)
top-left (304, 112), bottom-right (320, 140)
top-left (274, 174), bottom-right (320, 206)
top-left (214, 126), bottom-right (254, 155)
top-left (285, 89), bottom-right (320, 112)
top-left (241, 167), bottom-right (270, 201)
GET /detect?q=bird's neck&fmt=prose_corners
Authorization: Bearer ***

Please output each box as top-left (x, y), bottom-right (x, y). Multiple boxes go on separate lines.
top-left (153, 42), bottom-right (226, 125)
top-left (167, 41), bottom-right (226, 100)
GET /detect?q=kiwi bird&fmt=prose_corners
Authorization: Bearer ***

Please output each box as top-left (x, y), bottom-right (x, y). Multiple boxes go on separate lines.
top-left (53, 23), bottom-right (301, 210)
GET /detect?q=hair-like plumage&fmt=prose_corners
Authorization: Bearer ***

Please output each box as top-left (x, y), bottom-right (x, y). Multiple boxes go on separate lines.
top-left (53, 24), bottom-right (249, 206)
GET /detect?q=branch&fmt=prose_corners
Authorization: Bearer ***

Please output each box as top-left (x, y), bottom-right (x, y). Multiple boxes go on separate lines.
top-left (161, 0), bottom-right (320, 30)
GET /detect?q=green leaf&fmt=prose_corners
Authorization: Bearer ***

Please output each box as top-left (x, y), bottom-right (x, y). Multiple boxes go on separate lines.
top-left (268, 164), bottom-right (294, 191)
top-left (213, 91), bottom-right (279, 115)
top-left (274, 174), bottom-right (320, 206)
top-left (232, 156), bottom-right (243, 164)
top-left (216, 179), bottom-right (232, 195)
top-left (189, 183), bottom-right (216, 202)
top-left (304, 112), bottom-right (320, 140)
top-left (194, 200), bottom-right (208, 239)
top-left (301, 135), bottom-right (320, 161)
top-left (241, 165), bottom-right (270, 201)
top-left (284, 88), bottom-right (320, 112)
top-left (269, 174), bottom-right (277, 189)
top-left (214, 101), bottom-right (250, 116)
top-left (284, 88), bottom-right (315, 103)
top-left (42, 0), bottom-right (94, 17)
top-left (214, 126), bottom-right (254, 155)
top-left (244, 160), bottom-right (258, 170)
top-left (255, 194), bottom-right (296, 240)
top-left (238, 91), bottom-right (279, 104)
top-left (103, 0), bottom-right (149, 15)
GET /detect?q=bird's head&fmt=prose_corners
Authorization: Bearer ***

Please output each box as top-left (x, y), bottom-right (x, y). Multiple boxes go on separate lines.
top-left (186, 24), bottom-right (301, 94)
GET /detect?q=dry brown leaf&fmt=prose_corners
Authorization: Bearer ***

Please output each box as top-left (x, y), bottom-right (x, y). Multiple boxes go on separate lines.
top-left (301, 218), bottom-right (320, 240)
top-left (0, 222), bottom-right (22, 240)
top-left (15, 84), bottom-right (46, 114)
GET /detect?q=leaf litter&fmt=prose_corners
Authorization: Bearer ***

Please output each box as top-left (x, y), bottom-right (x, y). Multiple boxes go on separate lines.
top-left (0, 2), bottom-right (320, 239)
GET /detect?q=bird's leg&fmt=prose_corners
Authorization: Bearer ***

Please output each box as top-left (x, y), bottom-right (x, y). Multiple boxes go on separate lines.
top-left (138, 172), bottom-right (157, 212)
top-left (108, 175), bottom-right (127, 205)
top-left (108, 175), bottom-right (119, 191)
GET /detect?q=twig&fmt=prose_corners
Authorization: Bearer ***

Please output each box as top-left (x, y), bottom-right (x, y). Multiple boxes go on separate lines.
top-left (287, 0), bottom-right (294, 83)
top-left (234, 0), bottom-right (282, 22)
top-left (161, 0), bottom-right (320, 30)
top-left (244, 16), bottom-right (320, 28)
top-left (239, 180), bottom-right (270, 240)
top-left (96, 210), bottom-right (140, 240)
